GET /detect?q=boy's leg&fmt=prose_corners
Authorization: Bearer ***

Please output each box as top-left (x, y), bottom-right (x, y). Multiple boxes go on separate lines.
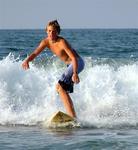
top-left (56, 83), bottom-right (76, 118)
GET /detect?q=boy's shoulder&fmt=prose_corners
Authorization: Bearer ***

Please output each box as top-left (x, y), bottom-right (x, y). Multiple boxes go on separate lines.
top-left (58, 36), bottom-right (65, 41)
top-left (58, 36), bottom-right (69, 44)
top-left (41, 38), bottom-right (49, 45)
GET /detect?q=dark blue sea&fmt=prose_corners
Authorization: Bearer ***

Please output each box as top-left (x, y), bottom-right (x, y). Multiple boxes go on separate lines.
top-left (0, 29), bottom-right (138, 149)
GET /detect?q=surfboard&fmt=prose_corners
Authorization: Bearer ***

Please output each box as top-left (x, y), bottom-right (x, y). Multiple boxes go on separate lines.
top-left (43, 111), bottom-right (80, 128)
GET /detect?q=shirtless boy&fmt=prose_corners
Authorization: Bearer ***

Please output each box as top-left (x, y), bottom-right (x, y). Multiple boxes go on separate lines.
top-left (22, 20), bottom-right (84, 118)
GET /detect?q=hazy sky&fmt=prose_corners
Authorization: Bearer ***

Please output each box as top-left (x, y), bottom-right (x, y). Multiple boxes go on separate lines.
top-left (0, 0), bottom-right (138, 29)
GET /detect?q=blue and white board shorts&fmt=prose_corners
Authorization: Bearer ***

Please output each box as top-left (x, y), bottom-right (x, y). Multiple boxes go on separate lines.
top-left (58, 57), bottom-right (85, 93)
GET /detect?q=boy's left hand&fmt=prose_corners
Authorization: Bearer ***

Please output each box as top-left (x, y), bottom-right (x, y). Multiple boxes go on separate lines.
top-left (72, 73), bottom-right (80, 84)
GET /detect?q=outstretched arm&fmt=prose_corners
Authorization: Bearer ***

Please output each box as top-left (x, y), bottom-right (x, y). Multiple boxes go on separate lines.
top-left (22, 39), bottom-right (47, 70)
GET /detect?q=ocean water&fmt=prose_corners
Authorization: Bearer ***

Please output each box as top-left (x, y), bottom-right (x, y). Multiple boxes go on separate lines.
top-left (0, 29), bottom-right (138, 149)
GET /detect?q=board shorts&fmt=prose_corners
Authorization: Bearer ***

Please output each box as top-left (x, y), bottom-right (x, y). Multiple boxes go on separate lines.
top-left (58, 57), bottom-right (85, 93)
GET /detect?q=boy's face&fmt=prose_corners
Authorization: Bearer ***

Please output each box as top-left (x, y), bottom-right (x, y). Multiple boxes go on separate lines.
top-left (46, 25), bottom-right (58, 41)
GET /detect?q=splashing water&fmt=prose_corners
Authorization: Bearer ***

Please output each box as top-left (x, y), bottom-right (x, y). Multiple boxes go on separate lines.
top-left (0, 54), bottom-right (138, 128)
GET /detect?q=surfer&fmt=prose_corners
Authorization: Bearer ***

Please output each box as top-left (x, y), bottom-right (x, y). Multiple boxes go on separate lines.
top-left (22, 20), bottom-right (84, 118)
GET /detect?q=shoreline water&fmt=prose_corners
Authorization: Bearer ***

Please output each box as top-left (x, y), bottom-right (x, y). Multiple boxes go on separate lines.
top-left (0, 125), bottom-right (138, 150)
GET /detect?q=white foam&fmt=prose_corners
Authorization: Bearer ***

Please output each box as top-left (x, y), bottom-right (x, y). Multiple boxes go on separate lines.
top-left (0, 54), bottom-right (138, 128)
top-left (75, 61), bottom-right (138, 128)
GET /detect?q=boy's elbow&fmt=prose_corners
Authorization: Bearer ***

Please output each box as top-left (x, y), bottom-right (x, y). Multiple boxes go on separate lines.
top-left (72, 57), bottom-right (77, 62)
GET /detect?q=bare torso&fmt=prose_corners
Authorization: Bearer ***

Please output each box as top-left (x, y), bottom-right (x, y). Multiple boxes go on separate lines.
top-left (45, 36), bottom-right (79, 64)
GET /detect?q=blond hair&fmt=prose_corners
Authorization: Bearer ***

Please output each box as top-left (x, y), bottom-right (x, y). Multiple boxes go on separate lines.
top-left (46, 20), bottom-right (61, 34)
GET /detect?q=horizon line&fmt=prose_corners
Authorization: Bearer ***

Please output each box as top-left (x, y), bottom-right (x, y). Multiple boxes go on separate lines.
top-left (0, 27), bottom-right (138, 30)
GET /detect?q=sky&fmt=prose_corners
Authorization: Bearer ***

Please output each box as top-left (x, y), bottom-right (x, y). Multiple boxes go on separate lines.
top-left (0, 0), bottom-right (138, 29)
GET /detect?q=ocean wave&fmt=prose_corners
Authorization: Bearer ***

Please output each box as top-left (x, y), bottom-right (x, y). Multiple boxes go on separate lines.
top-left (0, 54), bottom-right (138, 128)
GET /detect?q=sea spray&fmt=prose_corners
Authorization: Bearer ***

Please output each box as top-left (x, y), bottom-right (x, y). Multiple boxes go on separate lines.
top-left (75, 62), bottom-right (138, 128)
top-left (0, 54), bottom-right (138, 128)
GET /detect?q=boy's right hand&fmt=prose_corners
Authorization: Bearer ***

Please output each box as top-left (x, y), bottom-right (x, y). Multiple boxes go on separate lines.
top-left (22, 60), bottom-right (29, 70)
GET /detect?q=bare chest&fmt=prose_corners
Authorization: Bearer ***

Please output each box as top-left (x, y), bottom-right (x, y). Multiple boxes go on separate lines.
top-left (48, 43), bottom-right (67, 58)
